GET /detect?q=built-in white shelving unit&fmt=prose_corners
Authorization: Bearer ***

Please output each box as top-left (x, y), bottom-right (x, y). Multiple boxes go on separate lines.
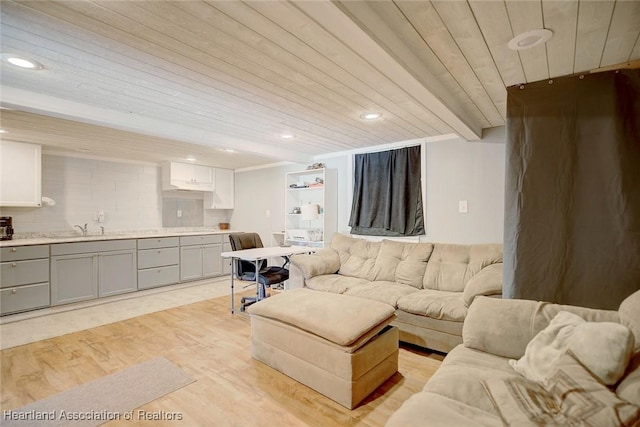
top-left (284, 168), bottom-right (337, 248)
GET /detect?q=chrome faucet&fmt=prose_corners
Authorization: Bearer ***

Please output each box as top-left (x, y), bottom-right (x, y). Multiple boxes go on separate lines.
top-left (74, 223), bottom-right (88, 236)
top-left (100, 225), bottom-right (105, 235)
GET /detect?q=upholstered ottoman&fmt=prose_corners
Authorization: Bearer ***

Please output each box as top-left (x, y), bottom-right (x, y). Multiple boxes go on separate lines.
top-left (247, 288), bottom-right (399, 409)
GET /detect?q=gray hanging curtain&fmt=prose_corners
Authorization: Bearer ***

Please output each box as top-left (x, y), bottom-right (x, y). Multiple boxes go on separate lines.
top-left (349, 145), bottom-right (425, 236)
top-left (504, 69), bottom-right (640, 310)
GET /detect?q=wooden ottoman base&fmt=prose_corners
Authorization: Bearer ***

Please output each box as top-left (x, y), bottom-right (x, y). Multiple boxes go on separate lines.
top-left (247, 289), bottom-right (399, 409)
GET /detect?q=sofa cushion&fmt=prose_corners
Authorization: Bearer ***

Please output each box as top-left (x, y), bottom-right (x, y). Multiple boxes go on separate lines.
top-left (532, 302), bottom-right (620, 337)
top-left (617, 352), bottom-right (640, 406)
top-left (395, 310), bottom-right (464, 337)
top-left (330, 233), bottom-right (380, 281)
top-left (423, 345), bottom-right (516, 415)
top-left (290, 248), bottom-right (340, 279)
top-left (397, 289), bottom-right (467, 322)
top-left (619, 290), bottom-right (640, 352)
top-left (510, 311), bottom-right (635, 385)
top-left (423, 243), bottom-right (502, 292)
top-left (386, 391), bottom-right (502, 427)
top-left (462, 263), bottom-right (503, 307)
top-left (305, 274), bottom-right (370, 294)
top-left (371, 240), bottom-right (433, 288)
top-left (463, 297), bottom-right (622, 361)
top-left (344, 281), bottom-right (419, 308)
top-left (485, 352), bottom-right (640, 427)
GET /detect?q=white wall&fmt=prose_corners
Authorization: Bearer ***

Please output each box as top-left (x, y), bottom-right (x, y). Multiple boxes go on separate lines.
top-left (0, 154), bottom-right (163, 234)
top-left (423, 138), bottom-right (504, 243)
top-left (231, 163), bottom-right (305, 245)
top-left (16, 137), bottom-right (503, 241)
top-left (233, 136), bottom-right (505, 245)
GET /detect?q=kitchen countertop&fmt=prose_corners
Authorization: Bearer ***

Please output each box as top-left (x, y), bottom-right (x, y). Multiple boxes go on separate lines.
top-left (0, 227), bottom-right (239, 247)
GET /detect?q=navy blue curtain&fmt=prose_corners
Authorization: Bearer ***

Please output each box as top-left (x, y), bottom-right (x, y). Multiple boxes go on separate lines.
top-left (349, 145), bottom-right (425, 236)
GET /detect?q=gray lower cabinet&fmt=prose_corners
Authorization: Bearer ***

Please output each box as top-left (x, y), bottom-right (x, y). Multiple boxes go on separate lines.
top-left (222, 240), bottom-right (232, 275)
top-left (98, 250), bottom-right (137, 297)
top-left (179, 234), bottom-right (223, 281)
top-left (51, 239), bottom-right (137, 306)
top-left (203, 244), bottom-right (223, 277)
top-left (50, 252), bottom-right (99, 305)
top-left (0, 245), bottom-right (50, 315)
top-left (137, 237), bottom-right (180, 290)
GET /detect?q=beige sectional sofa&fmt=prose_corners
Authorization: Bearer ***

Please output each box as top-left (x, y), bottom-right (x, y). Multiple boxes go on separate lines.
top-left (386, 290), bottom-right (640, 426)
top-left (288, 233), bottom-right (503, 353)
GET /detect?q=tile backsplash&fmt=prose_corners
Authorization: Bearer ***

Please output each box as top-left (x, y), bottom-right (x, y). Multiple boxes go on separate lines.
top-left (0, 154), bottom-right (163, 234)
top-left (162, 198), bottom-right (203, 227)
top-left (0, 154), bottom-right (233, 234)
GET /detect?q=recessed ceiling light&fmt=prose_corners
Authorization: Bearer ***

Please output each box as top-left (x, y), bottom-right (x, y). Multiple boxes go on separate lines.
top-left (0, 129), bottom-right (7, 134)
top-left (360, 112), bottom-right (382, 120)
top-left (508, 29), bottom-right (553, 51)
top-left (224, 148), bottom-right (235, 153)
top-left (281, 133), bottom-right (295, 140)
top-left (186, 156), bottom-right (196, 162)
top-left (2, 54), bottom-right (44, 70)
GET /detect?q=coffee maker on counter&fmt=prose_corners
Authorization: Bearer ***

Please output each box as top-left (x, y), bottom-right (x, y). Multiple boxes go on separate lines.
top-left (0, 217), bottom-right (14, 240)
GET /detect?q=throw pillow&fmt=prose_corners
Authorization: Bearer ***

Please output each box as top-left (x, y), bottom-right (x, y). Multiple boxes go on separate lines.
top-left (510, 311), bottom-right (634, 385)
top-left (509, 311), bottom-right (583, 382)
top-left (570, 320), bottom-right (635, 385)
top-left (484, 351), bottom-right (640, 426)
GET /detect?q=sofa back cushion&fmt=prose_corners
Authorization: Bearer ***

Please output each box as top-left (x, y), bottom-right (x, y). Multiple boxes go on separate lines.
top-left (372, 239), bottom-right (433, 288)
top-left (330, 233), bottom-right (381, 281)
top-left (423, 243), bottom-right (503, 292)
top-left (619, 290), bottom-right (640, 352)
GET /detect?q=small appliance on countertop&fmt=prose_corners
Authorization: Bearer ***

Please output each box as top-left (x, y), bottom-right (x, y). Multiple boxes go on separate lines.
top-left (0, 217), bottom-right (14, 241)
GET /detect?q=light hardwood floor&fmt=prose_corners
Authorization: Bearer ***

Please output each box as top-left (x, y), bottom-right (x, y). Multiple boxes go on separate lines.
top-left (1, 291), bottom-right (443, 426)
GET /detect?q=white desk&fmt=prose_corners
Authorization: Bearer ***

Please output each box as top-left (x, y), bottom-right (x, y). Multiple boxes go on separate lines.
top-left (221, 246), bottom-right (315, 313)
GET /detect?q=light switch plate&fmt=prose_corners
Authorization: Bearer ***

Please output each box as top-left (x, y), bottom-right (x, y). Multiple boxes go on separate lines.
top-left (458, 200), bottom-right (468, 214)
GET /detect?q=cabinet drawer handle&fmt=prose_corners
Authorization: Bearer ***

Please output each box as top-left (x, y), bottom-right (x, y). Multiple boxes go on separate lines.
top-left (11, 262), bottom-right (17, 267)
top-left (158, 250), bottom-right (162, 254)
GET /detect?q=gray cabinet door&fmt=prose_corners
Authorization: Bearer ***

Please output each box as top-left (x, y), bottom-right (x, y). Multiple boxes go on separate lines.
top-left (180, 245), bottom-right (203, 281)
top-left (203, 244), bottom-right (222, 277)
top-left (222, 242), bottom-right (232, 275)
top-left (99, 250), bottom-right (137, 297)
top-left (51, 253), bottom-right (98, 306)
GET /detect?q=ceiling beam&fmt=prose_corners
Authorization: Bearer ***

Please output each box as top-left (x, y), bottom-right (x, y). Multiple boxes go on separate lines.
top-left (294, 0), bottom-right (483, 141)
top-left (1, 86), bottom-right (313, 164)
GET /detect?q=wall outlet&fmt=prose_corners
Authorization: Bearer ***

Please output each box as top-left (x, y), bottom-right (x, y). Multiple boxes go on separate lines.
top-left (265, 209), bottom-right (271, 218)
top-left (177, 209), bottom-right (183, 218)
top-left (458, 200), bottom-right (468, 214)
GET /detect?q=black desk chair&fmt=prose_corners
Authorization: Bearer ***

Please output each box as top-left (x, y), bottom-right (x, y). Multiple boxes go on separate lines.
top-left (228, 232), bottom-right (289, 312)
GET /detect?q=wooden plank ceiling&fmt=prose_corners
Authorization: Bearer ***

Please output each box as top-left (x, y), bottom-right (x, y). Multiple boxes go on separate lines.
top-left (0, 0), bottom-right (638, 168)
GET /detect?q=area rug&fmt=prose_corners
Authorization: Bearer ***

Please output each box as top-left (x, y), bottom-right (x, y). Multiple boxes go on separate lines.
top-left (3, 357), bottom-right (195, 427)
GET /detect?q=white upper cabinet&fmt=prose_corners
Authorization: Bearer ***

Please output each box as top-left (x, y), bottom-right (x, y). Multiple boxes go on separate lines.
top-left (0, 141), bottom-right (42, 207)
top-left (161, 161), bottom-right (213, 191)
top-left (204, 168), bottom-right (234, 209)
